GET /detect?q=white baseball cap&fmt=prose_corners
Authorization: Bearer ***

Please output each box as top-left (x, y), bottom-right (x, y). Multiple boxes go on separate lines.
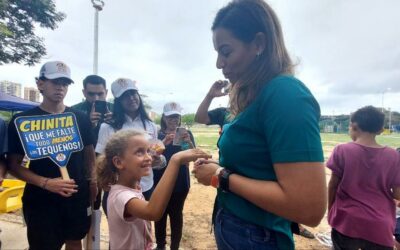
top-left (111, 78), bottom-right (139, 98)
top-left (39, 61), bottom-right (74, 83)
top-left (163, 102), bottom-right (182, 116)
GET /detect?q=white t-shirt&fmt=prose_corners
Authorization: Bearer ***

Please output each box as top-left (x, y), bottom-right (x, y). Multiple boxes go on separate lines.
top-left (107, 184), bottom-right (153, 250)
top-left (96, 115), bottom-right (157, 192)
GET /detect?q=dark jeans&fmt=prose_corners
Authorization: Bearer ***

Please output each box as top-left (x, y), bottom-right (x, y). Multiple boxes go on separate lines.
top-left (332, 228), bottom-right (392, 250)
top-left (214, 208), bottom-right (278, 250)
top-left (155, 191), bottom-right (188, 250)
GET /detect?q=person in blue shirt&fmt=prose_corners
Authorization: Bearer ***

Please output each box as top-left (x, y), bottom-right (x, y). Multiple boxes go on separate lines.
top-left (193, 1), bottom-right (327, 249)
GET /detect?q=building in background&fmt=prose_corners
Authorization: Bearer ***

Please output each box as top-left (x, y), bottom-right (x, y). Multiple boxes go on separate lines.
top-left (24, 87), bottom-right (41, 102)
top-left (0, 81), bottom-right (22, 97)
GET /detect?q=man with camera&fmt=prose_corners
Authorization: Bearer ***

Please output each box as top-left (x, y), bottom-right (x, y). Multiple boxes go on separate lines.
top-left (72, 75), bottom-right (113, 145)
top-left (72, 75), bottom-right (113, 213)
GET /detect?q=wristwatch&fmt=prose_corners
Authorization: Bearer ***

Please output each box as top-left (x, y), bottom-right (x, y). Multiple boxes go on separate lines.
top-left (218, 168), bottom-right (232, 192)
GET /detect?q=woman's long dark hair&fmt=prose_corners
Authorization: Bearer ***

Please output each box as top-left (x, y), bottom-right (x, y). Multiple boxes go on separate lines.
top-left (212, 0), bottom-right (294, 117)
top-left (110, 92), bottom-right (152, 131)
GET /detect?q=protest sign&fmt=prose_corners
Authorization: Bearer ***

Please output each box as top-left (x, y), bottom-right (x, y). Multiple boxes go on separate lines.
top-left (14, 112), bottom-right (83, 179)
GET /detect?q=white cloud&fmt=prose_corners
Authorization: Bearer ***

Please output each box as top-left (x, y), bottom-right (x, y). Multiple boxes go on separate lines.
top-left (1, 0), bottom-right (399, 115)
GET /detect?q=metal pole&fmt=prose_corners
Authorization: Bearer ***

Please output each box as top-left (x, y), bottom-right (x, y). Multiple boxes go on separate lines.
top-left (389, 108), bottom-right (392, 133)
top-left (93, 8), bottom-right (99, 74)
top-left (91, 0), bottom-right (104, 75)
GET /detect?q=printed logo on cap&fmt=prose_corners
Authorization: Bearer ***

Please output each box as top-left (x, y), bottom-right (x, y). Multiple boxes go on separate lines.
top-left (117, 78), bottom-right (128, 88)
top-left (56, 62), bottom-right (68, 73)
top-left (170, 102), bottom-right (178, 110)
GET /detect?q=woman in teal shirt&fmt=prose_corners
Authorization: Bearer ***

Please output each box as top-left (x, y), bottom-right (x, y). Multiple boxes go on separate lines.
top-left (193, 0), bottom-right (327, 249)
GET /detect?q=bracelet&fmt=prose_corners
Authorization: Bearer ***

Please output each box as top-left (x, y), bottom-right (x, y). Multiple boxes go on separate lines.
top-left (210, 167), bottom-right (224, 188)
top-left (42, 178), bottom-right (49, 190)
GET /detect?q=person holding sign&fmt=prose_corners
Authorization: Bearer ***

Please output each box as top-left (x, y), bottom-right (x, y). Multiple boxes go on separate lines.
top-left (96, 129), bottom-right (210, 250)
top-left (7, 61), bottom-right (97, 250)
top-left (96, 78), bottom-right (157, 214)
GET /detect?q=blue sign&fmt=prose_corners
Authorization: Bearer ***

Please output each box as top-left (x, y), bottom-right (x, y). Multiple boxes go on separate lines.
top-left (14, 113), bottom-right (83, 167)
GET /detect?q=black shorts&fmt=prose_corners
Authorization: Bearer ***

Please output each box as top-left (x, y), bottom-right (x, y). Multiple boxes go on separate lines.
top-left (23, 184), bottom-right (90, 250)
top-left (331, 228), bottom-right (392, 250)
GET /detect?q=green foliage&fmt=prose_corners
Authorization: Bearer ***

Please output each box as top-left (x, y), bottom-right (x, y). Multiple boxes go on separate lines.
top-left (181, 113), bottom-right (195, 127)
top-left (191, 126), bottom-right (400, 156)
top-left (153, 114), bottom-right (161, 125)
top-left (0, 0), bottom-right (65, 65)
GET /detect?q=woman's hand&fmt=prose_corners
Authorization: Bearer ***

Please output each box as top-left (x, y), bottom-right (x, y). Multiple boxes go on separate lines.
top-left (207, 80), bottom-right (229, 98)
top-left (192, 161), bottom-right (220, 186)
top-left (44, 178), bottom-right (78, 197)
top-left (163, 133), bottom-right (175, 145)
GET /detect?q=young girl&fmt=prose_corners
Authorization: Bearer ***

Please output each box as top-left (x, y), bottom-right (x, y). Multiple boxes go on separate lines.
top-left (97, 129), bottom-right (210, 250)
top-left (96, 78), bottom-right (158, 215)
top-left (327, 106), bottom-right (400, 249)
top-left (153, 102), bottom-right (195, 250)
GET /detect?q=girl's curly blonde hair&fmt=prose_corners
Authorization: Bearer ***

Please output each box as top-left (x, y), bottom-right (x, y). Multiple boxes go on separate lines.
top-left (96, 129), bottom-right (145, 189)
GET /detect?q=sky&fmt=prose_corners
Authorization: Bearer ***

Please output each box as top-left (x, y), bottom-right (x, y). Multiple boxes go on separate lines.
top-left (0, 0), bottom-right (399, 115)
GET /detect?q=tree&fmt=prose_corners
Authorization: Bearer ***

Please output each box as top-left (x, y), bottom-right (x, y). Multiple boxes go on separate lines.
top-left (181, 113), bottom-right (195, 128)
top-left (0, 0), bottom-right (65, 65)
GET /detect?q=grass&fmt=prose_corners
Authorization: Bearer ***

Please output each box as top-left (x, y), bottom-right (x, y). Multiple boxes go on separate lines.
top-left (191, 125), bottom-right (400, 157)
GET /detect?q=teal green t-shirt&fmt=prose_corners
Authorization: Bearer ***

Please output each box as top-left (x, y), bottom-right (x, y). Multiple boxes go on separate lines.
top-left (217, 75), bottom-right (324, 250)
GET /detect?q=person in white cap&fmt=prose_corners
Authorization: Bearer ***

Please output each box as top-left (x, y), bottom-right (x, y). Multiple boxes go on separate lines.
top-left (153, 102), bottom-right (195, 250)
top-left (7, 61), bottom-right (97, 250)
top-left (95, 78), bottom-right (158, 212)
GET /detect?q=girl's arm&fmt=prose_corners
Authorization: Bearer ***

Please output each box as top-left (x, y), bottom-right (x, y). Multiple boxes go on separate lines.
top-left (328, 173), bottom-right (340, 210)
top-left (125, 149), bottom-right (211, 221)
top-left (194, 161), bottom-right (327, 227)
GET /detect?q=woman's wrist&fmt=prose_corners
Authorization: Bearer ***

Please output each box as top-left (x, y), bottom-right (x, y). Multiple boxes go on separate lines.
top-left (211, 167), bottom-right (224, 188)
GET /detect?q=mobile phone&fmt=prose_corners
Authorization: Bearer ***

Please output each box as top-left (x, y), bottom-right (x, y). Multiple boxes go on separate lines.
top-left (94, 100), bottom-right (107, 115)
top-left (173, 127), bottom-right (187, 146)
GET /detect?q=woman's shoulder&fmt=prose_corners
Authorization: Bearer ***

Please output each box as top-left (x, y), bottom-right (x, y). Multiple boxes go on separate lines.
top-left (263, 75), bottom-right (310, 95)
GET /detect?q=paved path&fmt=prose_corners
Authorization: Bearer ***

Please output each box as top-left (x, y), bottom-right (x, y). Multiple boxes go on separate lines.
top-left (0, 213), bottom-right (109, 249)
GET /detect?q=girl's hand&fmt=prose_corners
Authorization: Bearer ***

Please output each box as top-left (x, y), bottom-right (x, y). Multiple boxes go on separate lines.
top-left (163, 133), bottom-right (175, 145)
top-left (172, 149), bottom-right (211, 165)
top-left (192, 162), bottom-right (220, 186)
top-left (44, 178), bottom-right (78, 197)
top-left (194, 158), bottom-right (219, 169)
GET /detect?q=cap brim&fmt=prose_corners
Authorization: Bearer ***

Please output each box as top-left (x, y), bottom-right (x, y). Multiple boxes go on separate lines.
top-left (43, 73), bottom-right (74, 83)
top-left (114, 86), bottom-right (139, 98)
top-left (164, 111), bottom-right (181, 116)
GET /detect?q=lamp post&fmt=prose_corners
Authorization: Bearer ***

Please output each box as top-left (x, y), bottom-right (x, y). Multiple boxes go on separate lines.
top-left (91, 0), bottom-right (105, 74)
top-left (388, 107), bottom-right (392, 133)
top-left (381, 87), bottom-right (391, 112)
